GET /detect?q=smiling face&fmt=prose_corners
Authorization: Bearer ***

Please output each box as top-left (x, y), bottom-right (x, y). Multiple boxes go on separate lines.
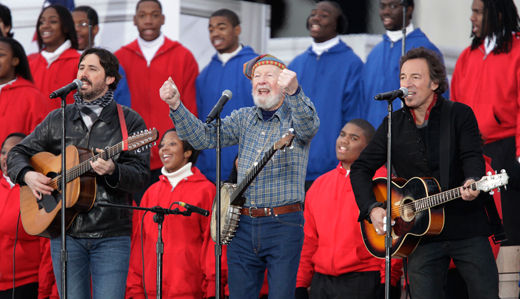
top-left (336, 123), bottom-right (369, 170)
top-left (470, 0), bottom-right (484, 38)
top-left (38, 7), bottom-right (66, 52)
top-left (400, 58), bottom-right (438, 111)
top-left (208, 16), bottom-right (240, 54)
top-left (379, 0), bottom-right (412, 31)
top-left (1, 135), bottom-right (23, 174)
top-left (159, 131), bottom-right (191, 173)
top-left (0, 41), bottom-right (18, 84)
top-left (134, 0), bottom-right (164, 41)
top-left (251, 64), bottom-right (283, 111)
top-left (307, 1), bottom-right (339, 43)
top-left (77, 53), bottom-right (114, 101)
top-left (72, 10), bottom-right (98, 50)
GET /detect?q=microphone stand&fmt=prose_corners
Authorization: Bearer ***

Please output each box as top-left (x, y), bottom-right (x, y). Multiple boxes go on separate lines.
top-left (384, 98), bottom-right (394, 299)
top-left (58, 93), bottom-right (68, 299)
top-left (215, 115), bottom-right (222, 299)
top-left (96, 202), bottom-right (195, 299)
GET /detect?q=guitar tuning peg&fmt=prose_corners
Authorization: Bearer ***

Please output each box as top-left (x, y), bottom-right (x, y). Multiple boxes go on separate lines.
top-left (489, 190), bottom-right (494, 196)
top-left (500, 169), bottom-right (506, 174)
top-left (487, 171), bottom-right (492, 176)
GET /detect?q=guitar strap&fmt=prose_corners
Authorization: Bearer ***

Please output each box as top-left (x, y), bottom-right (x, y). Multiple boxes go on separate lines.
top-left (116, 104), bottom-right (129, 150)
top-left (440, 99), bottom-right (506, 244)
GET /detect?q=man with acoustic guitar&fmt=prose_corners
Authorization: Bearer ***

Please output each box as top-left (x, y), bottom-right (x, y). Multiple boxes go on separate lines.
top-left (351, 47), bottom-right (499, 299)
top-left (160, 54), bottom-right (320, 299)
top-left (7, 47), bottom-right (150, 299)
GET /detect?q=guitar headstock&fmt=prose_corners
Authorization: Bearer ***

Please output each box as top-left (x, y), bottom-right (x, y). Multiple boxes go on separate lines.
top-left (274, 130), bottom-right (295, 151)
top-left (127, 128), bottom-right (159, 152)
top-left (477, 169), bottom-right (509, 194)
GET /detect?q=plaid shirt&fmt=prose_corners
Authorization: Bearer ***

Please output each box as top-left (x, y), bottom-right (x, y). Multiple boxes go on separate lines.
top-left (170, 88), bottom-right (319, 207)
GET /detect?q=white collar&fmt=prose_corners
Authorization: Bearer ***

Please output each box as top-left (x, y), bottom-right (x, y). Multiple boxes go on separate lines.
top-left (41, 40), bottom-right (71, 66)
top-left (161, 162), bottom-right (193, 190)
top-left (3, 174), bottom-right (15, 188)
top-left (137, 33), bottom-right (165, 66)
top-left (386, 23), bottom-right (415, 43)
top-left (484, 35), bottom-right (496, 55)
top-left (0, 77), bottom-right (17, 92)
top-left (311, 36), bottom-right (340, 56)
top-left (218, 44), bottom-right (243, 66)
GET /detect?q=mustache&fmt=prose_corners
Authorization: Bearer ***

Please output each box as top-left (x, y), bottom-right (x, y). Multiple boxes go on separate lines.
top-left (80, 77), bottom-right (92, 86)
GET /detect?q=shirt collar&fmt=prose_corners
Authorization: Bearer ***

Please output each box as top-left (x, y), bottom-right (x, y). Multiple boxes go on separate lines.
top-left (0, 77), bottom-right (17, 92)
top-left (137, 33), bottom-right (165, 66)
top-left (41, 40), bottom-right (71, 66)
top-left (218, 44), bottom-right (243, 65)
top-left (311, 36), bottom-right (340, 56)
top-left (161, 162), bottom-right (193, 190)
top-left (386, 23), bottom-right (415, 43)
top-left (484, 35), bottom-right (497, 55)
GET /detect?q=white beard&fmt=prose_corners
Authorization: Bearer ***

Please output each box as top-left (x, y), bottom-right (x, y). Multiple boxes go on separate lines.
top-left (252, 92), bottom-right (282, 110)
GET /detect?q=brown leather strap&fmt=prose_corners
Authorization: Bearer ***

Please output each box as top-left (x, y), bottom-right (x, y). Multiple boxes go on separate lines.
top-left (116, 104), bottom-right (128, 150)
top-left (240, 203), bottom-right (302, 217)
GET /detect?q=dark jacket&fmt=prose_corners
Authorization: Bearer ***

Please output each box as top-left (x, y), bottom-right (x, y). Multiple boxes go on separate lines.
top-left (351, 97), bottom-right (491, 240)
top-left (7, 99), bottom-right (150, 238)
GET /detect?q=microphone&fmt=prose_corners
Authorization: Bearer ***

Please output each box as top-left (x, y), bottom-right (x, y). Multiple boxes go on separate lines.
top-left (205, 90), bottom-right (232, 123)
top-left (374, 87), bottom-right (408, 101)
top-left (176, 201), bottom-right (209, 216)
top-left (49, 79), bottom-right (83, 99)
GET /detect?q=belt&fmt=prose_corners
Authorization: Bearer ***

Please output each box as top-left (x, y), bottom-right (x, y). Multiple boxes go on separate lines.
top-left (240, 203), bottom-right (302, 217)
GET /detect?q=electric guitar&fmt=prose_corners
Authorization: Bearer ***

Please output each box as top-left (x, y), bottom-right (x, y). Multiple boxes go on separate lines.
top-left (361, 171), bottom-right (509, 258)
top-left (19, 128), bottom-right (158, 238)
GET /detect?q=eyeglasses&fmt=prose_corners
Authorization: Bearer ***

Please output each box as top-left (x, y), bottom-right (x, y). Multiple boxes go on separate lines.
top-left (75, 22), bottom-right (89, 30)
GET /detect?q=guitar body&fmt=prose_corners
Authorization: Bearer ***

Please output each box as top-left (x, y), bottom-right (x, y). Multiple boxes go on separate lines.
top-left (20, 146), bottom-right (96, 238)
top-left (361, 177), bottom-right (445, 258)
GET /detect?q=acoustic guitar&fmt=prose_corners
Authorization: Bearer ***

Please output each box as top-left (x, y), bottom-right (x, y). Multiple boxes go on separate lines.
top-left (20, 128), bottom-right (158, 238)
top-left (361, 171), bottom-right (509, 258)
top-left (210, 131), bottom-right (295, 244)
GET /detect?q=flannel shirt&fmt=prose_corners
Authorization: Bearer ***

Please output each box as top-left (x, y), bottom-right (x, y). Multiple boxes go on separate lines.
top-left (170, 88), bottom-right (319, 207)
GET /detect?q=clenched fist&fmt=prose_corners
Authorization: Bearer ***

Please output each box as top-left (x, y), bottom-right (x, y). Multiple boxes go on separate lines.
top-left (277, 69), bottom-right (299, 95)
top-left (159, 77), bottom-right (181, 110)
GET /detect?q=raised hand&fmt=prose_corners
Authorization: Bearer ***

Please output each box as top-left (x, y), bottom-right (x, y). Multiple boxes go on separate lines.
top-left (159, 76), bottom-right (181, 110)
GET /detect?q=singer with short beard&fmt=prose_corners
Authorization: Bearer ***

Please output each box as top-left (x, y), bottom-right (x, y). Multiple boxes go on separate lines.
top-left (160, 54), bottom-right (320, 299)
top-left (7, 48), bottom-right (150, 299)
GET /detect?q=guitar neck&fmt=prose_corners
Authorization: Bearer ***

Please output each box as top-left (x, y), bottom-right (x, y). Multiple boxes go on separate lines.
top-left (54, 142), bottom-right (125, 189)
top-left (413, 182), bottom-right (473, 212)
top-left (230, 145), bottom-right (277, 203)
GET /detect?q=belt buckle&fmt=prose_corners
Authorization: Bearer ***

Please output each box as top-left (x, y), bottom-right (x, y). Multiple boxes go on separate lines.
top-left (248, 206), bottom-right (259, 218)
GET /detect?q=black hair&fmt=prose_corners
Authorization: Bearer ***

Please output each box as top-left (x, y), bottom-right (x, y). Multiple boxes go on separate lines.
top-left (0, 37), bottom-right (33, 82)
top-left (399, 47), bottom-right (448, 95)
top-left (307, 1), bottom-right (348, 34)
top-left (136, 0), bottom-right (162, 12)
top-left (210, 8), bottom-right (241, 27)
top-left (36, 5), bottom-right (78, 51)
top-left (347, 119), bottom-right (376, 141)
top-left (0, 4), bottom-right (13, 37)
top-left (401, 0), bottom-right (414, 7)
top-left (1, 132), bottom-right (26, 150)
top-left (79, 48), bottom-right (121, 90)
top-left (471, 0), bottom-right (520, 54)
top-left (161, 128), bottom-right (200, 164)
top-left (73, 6), bottom-right (99, 26)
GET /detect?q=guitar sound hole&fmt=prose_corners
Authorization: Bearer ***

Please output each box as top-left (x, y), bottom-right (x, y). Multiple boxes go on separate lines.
top-left (400, 197), bottom-right (416, 222)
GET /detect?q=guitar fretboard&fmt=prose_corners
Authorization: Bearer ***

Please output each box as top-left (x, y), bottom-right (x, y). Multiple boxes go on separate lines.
top-left (413, 182), bottom-right (474, 212)
top-left (52, 142), bottom-right (125, 190)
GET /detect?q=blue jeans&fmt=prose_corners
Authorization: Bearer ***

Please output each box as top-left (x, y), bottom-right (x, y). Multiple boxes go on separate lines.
top-left (50, 235), bottom-right (131, 299)
top-left (227, 210), bottom-right (304, 299)
top-left (408, 236), bottom-right (498, 299)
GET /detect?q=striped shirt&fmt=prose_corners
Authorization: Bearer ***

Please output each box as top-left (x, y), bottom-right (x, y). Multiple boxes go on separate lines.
top-left (170, 89), bottom-right (319, 207)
